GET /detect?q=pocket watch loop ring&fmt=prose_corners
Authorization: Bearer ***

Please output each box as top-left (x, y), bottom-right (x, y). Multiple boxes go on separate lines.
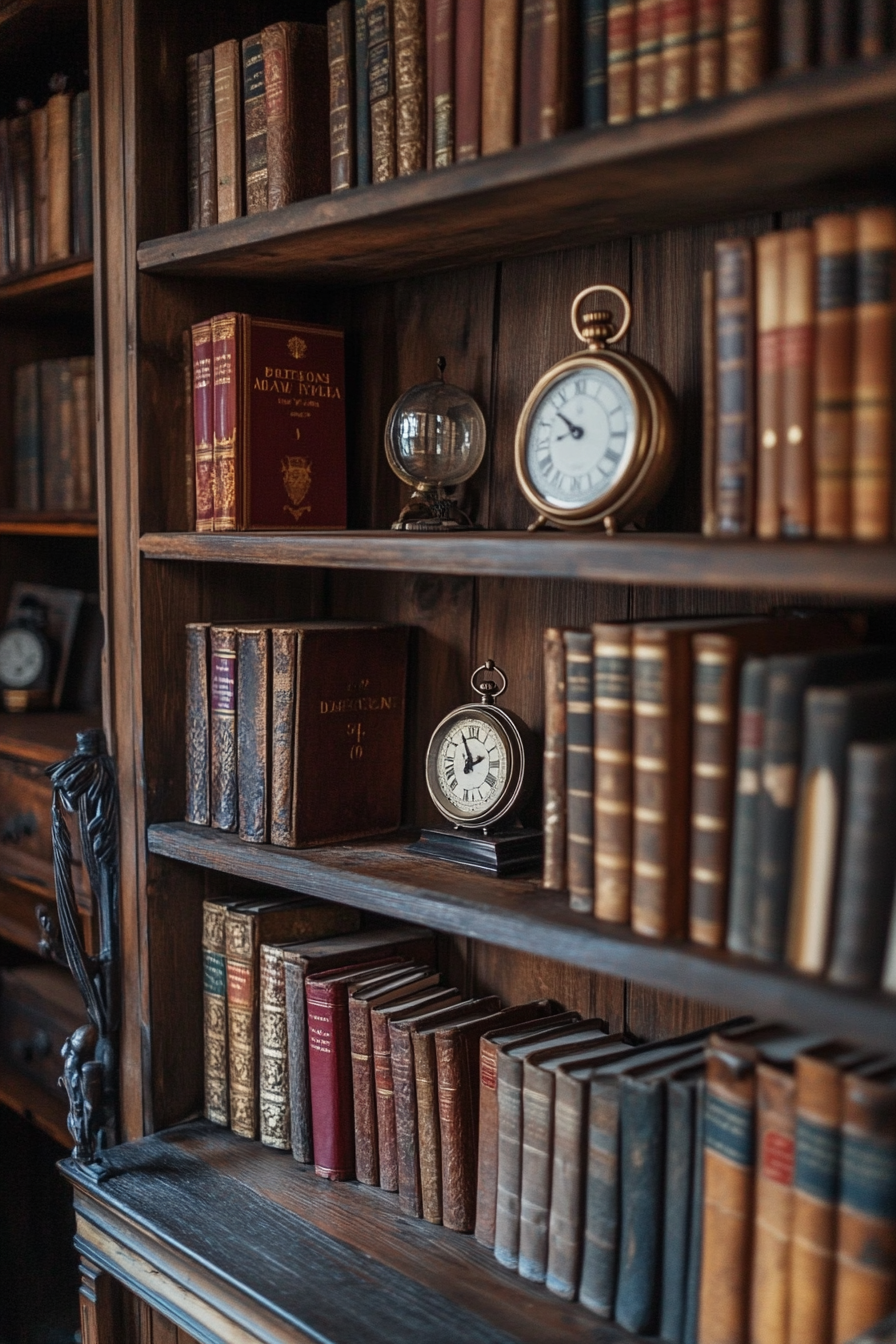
top-left (471, 660), bottom-right (507, 703)
top-left (571, 285), bottom-right (632, 350)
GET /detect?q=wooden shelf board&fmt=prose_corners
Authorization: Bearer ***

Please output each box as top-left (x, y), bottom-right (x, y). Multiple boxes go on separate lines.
top-left (136, 61), bottom-right (896, 284)
top-left (0, 258), bottom-right (93, 311)
top-left (0, 513), bottom-right (98, 537)
top-left (0, 711), bottom-right (101, 766)
top-left (0, 1056), bottom-right (70, 1147)
top-left (149, 823), bottom-right (896, 1051)
top-left (138, 530), bottom-right (896, 597)
top-left (64, 1120), bottom-right (631, 1344)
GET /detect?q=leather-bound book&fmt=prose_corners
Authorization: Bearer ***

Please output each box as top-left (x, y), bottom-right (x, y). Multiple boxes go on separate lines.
top-left (635, 0), bottom-right (663, 117)
top-left (70, 355), bottom-right (95, 511)
top-left (660, 1069), bottom-right (701, 1342)
top-left (209, 624), bottom-right (238, 831)
top-left (475, 1008), bottom-right (578, 1247)
top-left (242, 35), bottom-right (268, 215)
top-left (236, 626), bottom-right (270, 843)
top-left (214, 41), bottom-right (242, 222)
top-left (428, 0), bottom-right (454, 165)
top-left (0, 120), bottom-right (12, 276)
top-left (191, 320), bottom-right (214, 532)
top-left (608, 0), bottom-right (636, 122)
top-left (187, 53), bottom-right (200, 228)
top-left (820, 0), bottom-right (854, 64)
top-left (725, 0), bottom-right (767, 91)
top-left (858, 0), bottom-right (890, 56)
top-left (13, 364), bottom-right (40, 511)
top-left (521, 0), bottom-right (575, 142)
top-left (751, 1061), bottom-right (797, 1344)
top-left (202, 895), bottom-right (245, 1126)
top-left (726, 657), bottom-right (767, 954)
top-left (185, 622), bottom-right (211, 825)
top-left (683, 1077), bottom-right (706, 1343)
top-left (481, 0), bottom-right (519, 150)
top-left (455, 0), bottom-right (483, 160)
top-left (71, 91), bottom-right (91, 256)
top-left (695, 0), bottom-right (724, 97)
top-left (282, 925), bottom-right (429, 1164)
top-left (211, 312), bottom-right (238, 531)
top-left (328, 2), bottom-right (356, 191)
top-left (755, 230), bottom-right (784, 539)
top-left (852, 206), bottom-right (896, 541)
top-left (787, 680), bottom-right (896, 975)
top-left (778, 0), bottom-right (814, 71)
top-left (715, 238), bottom-right (755, 534)
top-left (197, 49), bottom-right (217, 227)
top-left (814, 212), bottom-right (857, 539)
top-left (702, 267), bottom-right (717, 534)
top-left (834, 1065), bottom-right (896, 1342)
top-left (354, 0), bottom-right (372, 183)
top-left (660, 0), bottom-right (694, 112)
top-left (593, 623), bottom-right (633, 923)
top-left (565, 630), bottom-right (594, 913)
top-left (518, 0), bottom-right (543, 142)
top-left (47, 90), bottom-right (72, 262)
top-left (779, 228), bottom-right (815, 538)
top-left (9, 112), bottom-right (32, 273)
top-left (584, 0), bottom-right (608, 125)
top-left (270, 627), bottom-right (296, 847)
top-left (262, 22), bottom-right (329, 208)
top-left (543, 628), bottom-right (567, 891)
top-left (369, 0), bottom-right (398, 179)
top-left (395, 0), bottom-right (425, 173)
top-left (227, 898), bottom-right (354, 1139)
top-left (41, 359), bottom-right (75, 511)
top-left (30, 107), bottom-right (48, 268)
top-left (828, 741), bottom-right (896, 989)
top-left (259, 943), bottom-right (296, 1149)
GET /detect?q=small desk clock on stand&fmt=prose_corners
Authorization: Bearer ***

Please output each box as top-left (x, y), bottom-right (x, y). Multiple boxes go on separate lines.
top-left (410, 661), bottom-right (542, 876)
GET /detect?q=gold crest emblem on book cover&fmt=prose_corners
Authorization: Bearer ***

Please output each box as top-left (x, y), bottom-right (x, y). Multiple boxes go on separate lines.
top-left (287, 335), bottom-right (307, 360)
top-left (281, 455), bottom-right (312, 520)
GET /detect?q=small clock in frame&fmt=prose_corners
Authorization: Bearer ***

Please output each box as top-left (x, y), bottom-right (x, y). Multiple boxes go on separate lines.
top-left (0, 595), bottom-right (54, 711)
top-left (410, 661), bottom-right (542, 876)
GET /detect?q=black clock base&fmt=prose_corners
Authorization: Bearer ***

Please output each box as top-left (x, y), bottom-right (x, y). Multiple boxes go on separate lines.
top-left (409, 826), bottom-right (543, 877)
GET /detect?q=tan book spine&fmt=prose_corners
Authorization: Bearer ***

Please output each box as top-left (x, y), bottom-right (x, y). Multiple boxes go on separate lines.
top-left (480, 0), bottom-right (517, 152)
top-left (226, 910), bottom-right (265, 1140)
top-left (46, 91), bottom-right (72, 261)
top-left (263, 23), bottom-right (298, 208)
top-left (702, 266), bottom-right (718, 535)
top-left (202, 898), bottom-right (232, 1125)
top-left (214, 40), bottom-right (243, 222)
top-left (259, 944), bottom-right (291, 1148)
top-left (851, 206), bottom-right (896, 541)
top-left (725, 0), bottom-right (767, 92)
top-left (476, 1034), bottom-right (502, 1245)
top-left (751, 1062), bottom-right (796, 1344)
top-left (814, 213), bottom-right (857, 539)
top-left (660, 0), bottom-right (693, 112)
top-left (543, 628), bottom-right (567, 891)
top-left (789, 1053), bottom-right (842, 1344)
top-left (695, 0), bottom-right (723, 98)
top-left (30, 107), bottom-right (48, 268)
top-left (368, 0), bottom-right (397, 181)
top-left (414, 1030), bottom-right (444, 1221)
top-left (608, 0), bottom-right (636, 123)
top-left (565, 631), bottom-right (594, 913)
top-left (688, 632), bottom-right (738, 947)
top-left (394, 0), bottom-right (425, 174)
top-left (350, 995), bottom-right (380, 1185)
top-left (593, 624), bottom-right (633, 923)
top-left (270, 628), bottom-right (297, 847)
top-left (635, 0), bottom-right (663, 117)
top-left (755, 231), bottom-right (784, 539)
top-left (779, 228), bottom-right (814, 538)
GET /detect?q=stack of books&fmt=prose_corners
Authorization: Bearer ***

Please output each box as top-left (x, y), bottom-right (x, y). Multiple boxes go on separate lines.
top-left (0, 82), bottom-right (92, 277)
top-left (544, 619), bottom-right (896, 991)
top-left (703, 206), bottom-right (896, 542)
top-left (13, 357), bottom-right (96, 513)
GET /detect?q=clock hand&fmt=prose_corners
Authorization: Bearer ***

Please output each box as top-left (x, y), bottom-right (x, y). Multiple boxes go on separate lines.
top-left (556, 411), bottom-right (585, 441)
top-left (461, 732), bottom-right (476, 774)
top-left (470, 754), bottom-right (485, 768)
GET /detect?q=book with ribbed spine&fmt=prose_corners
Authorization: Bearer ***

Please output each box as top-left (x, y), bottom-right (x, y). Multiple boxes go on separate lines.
top-left (543, 628), bottom-right (567, 891)
top-left (71, 91), bottom-right (91, 256)
top-left (660, 0), bottom-right (693, 112)
top-left (197, 49), bottom-right (217, 227)
top-left (715, 238), bottom-right (755, 534)
top-left (751, 1061), bottom-right (797, 1344)
top-left (328, 2), bottom-right (356, 191)
top-left (725, 0), bottom-right (767, 91)
top-left (30, 107), bottom-right (48, 268)
top-left (13, 363), bottom-right (40, 511)
top-left (211, 312), bottom-right (237, 531)
top-left (263, 22), bottom-right (329, 208)
top-left (584, 0), bottom-right (608, 124)
top-left (369, 0), bottom-right (398, 179)
top-left (47, 90), bottom-right (72, 261)
top-left (780, 228), bottom-right (814, 538)
top-left (191, 320), bottom-right (214, 532)
top-left (454, 0), bottom-right (482, 160)
top-left (202, 896), bottom-right (245, 1126)
top-left (519, 0), bottom-right (575, 142)
top-left (185, 622), bottom-right (210, 826)
top-left (755, 231), bottom-right (784, 539)
top-left (259, 943), bottom-right (293, 1148)
top-left (186, 53), bottom-right (200, 227)
top-left (852, 207), bottom-right (896, 541)
top-left (593, 623), bottom-right (632, 923)
top-left (635, 0), bottom-right (663, 117)
top-left (214, 41), bottom-right (242, 222)
top-left (242, 35), bottom-right (268, 215)
top-left (210, 624), bottom-right (237, 831)
top-left (394, 0), bottom-right (425, 173)
top-left (565, 631), bottom-right (593, 913)
top-left (481, 0), bottom-right (519, 150)
top-left (608, 0), bottom-right (636, 122)
top-left (428, 0), bottom-right (454, 164)
top-left (814, 213), bottom-right (857, 539)
top-left (236, 626), bottom-right (270, 843)
top-left (695, 0), bottom-right (723, 97)
top-left (354, 0), bottom-right (372, 182)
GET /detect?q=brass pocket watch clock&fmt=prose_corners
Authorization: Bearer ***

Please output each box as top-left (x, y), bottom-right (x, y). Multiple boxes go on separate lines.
top-left (514, 285), bottom-right (678, 533)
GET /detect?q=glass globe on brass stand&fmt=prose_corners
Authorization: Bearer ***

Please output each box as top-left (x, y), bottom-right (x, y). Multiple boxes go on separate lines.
top-left (384, 357), bottom-right (487, 530)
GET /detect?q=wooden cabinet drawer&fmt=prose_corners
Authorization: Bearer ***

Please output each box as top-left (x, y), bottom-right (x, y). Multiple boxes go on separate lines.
top-left (0, 753), bottom-right (85, 902)
top-left (0, 964), bottom-right (84, 1097)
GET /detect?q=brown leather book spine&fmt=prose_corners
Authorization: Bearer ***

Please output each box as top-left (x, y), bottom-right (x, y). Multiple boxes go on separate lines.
top-left (47, 91), bottom-right (72, 261)
top-left (225, 908), bottom-right (260, 1139)
top-left (395, 0), bottom-right (425, 174)
top-left (608, 0), bottom-right (636, 123)
top-left (475, 1035), bottom-right (501, 1245)
top-left (789, 1053), bottom-right (842, 1344)
top-left (211, 311), bottom-right (240, 532)
top-left (715, 238), bottom-right (756, 534)
top-left (182, 331), bottom-right (195, 528)
top-left (538, 0), bottom-right (572, 140)
top-left (779, 228), bottom-right (814, 538)
top-left (695, 0), bottom-right (724, 97)
top-left (349, 994), bottom-right (380, 1185)
top-left (391, 1019), bottom-right (424, 1215)
top-left (415, 1031), bottom-right (444, 1220)
top-left (594, 624), bottom-right (633, 923)
top-left (264, 22), bottom-right (329, 207)
top-left (372, 1007), bottom-right (400, 1190)
top-left (689, 632), bottom-right (738, 946)
top-left (202, 898), bottom-right (231, 1125)
top-left (191, 320), bottom-right (215, 532)
top-left (242, 35), bottom-right (267, 215)
top-left (751, 1063), bottom-right (796, 1344)
top-left (565, 631), bottom-right (594, 913)
top-left (428, 0), bottom-right (454, 164)
top-left (480, 0), bottom-right (518, 152)
top-left (328, 2), bottom-right (356, 191)
top-left (263, 23), bottom-right (296, 207)
top-left (851, 206), bottom-right (896, 541)
top-left (632, 627), bottom-right (692, 939)
top-left (543, 628), bottom-right (567, 891)
top-left (270, 628), bottom-right (297, 847)
top-left (835, 1072), bottom-right (896, 1341)
top-left (814, 214), bottom-right (857, 538)
top-left (259, 944), bottom-right (291, 1148)
top-left (236, 627), bottom-right (270, 843)
top-left (755, 231), bottom-right (784, 539)
top-left (725, 0), bottom-right (767, 92)
top-left (197, 48), bottom-right (217, 227)
top-left (214, 40), bottom-right (243, 222)
top-left (635, 0), bottom-right (663, 116)
top-left (30, 107), bottom-right (48, 268)
top-left (307, 976), bottom-right (357, 1179)
top-left (369, 0), bottom-right (398, 180)
top-left (454, 0), bottom-right (482, 159)
top-left (9, 114), bottom-right (32, 273)
top-left (518, 0), bottom-right (542, 142)
top-left (703, 267), bottom-right (718, 535)
top-left (436, 1028), bottom-right (478, 1232)
top-left (185, 622), bottom-right (210, 826)
top-left (187, 52), bottom-right (200, 228)
top-left (210, 625), bottom-right (238, 832)
top-left (660, 0), bottom-right (694, 112)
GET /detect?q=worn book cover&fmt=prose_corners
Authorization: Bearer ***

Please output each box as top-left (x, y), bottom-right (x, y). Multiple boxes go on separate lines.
top-left (593, 623), bottom-right (632, 923)
top-left (328, 2), bottom-right (356, 191)
top-left (814, 212), bottom-right (857, 538)
top-left (852, 207), bottom-right (896, 541)
top-left (565, 631), bottom-right (594, 913)
top-left (242, 35), bottom-right (268, 213)
top-left (262, 22), bottom-right (329, 207)
top-left (202, 895), bottom-right (245, 1126)
top-left (214, 40), bottom-right (243, 222)
top-left (47, 90), bottom-right (72, 261)
top-left (542, 628), bottom-right (567, 892)
top-left (71, 92), bottom-right (90, 254)
top-left (185, 622), bottom-right (211, 826)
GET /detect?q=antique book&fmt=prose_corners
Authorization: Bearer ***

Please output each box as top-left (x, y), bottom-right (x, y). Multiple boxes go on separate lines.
top-left (191, 320), bottom-right (214, 531)
top-left (262, 21), bottom-right (329, 208)
top-left (635, 0), bottom-right (663, 117)
top-left (787, 680), bottom-right (896, 975)
top-left (702, 268), bottom-right (717, 534)
top-left (259, 941), bottom-right (308, 1149)
top-left (42, 359), bottom-right (75, 511)
top-left (428, 0), bottom-right (454, 164)
top-left (714, 238), bottom-right (755, 534)
top-left (593, 623), bottom-right (632, 923)
top-left (750, 1061), bottom-right (797, 1344)
top-left (236, 626), bottom-right (270, 843)
top-left (695, 0), bottom-right (724, 97)
top-left (354, 0), bottom-right (372, 183)
top-left (660, 0), bottom-right (693, 112)
top-left (523, 0), bottom-right (574, 141)
top-left (202, 895), bottom-right (245, 1126)
top-left (683, 1077), bottom-right (707, 1343)
top-left (660, 1069), bottom-right (701, 1342)
top-left (369, 0), bottom-right (398, 180)
top-left (186, 52), bottom-right (200, 227)
top-left (214, 40), bottom-right (242, 222)
top-left (70, 355), bottom-right (95, 511)
top-left (565, 630), bottom-right (594, 913)
top-left (268, 622), bottom-right (407, 847)
top-left (197, 48), bottom-right (217, 227)
top-left (814, 212), bottom-right (857, 539)
top-left (543, 628), bottom-right (567, 891)
top-left (778, 0), bottom-right (813, 70)
top-left (185, 622), bottom-right (211, 826)
top-left (851, 206), bottom-right (896, 540)
top-left (211, 312), bottom-right (238, 531)
top-left (13, 363), bottom-right (40, 511)
top-left (584, 0), bottom-right (609, 124)
top-left (227, 899), bottom-right (357, 1140)
top-left (726, 657), bottom-right (767, 954)
top-left (454, 0), bottom-right (482, 161)
top-left (328, 2), bottom-right (356, 191)
top-left (282, 924), bottom-right (430, 1164)
top-left (9, 112), bottom-right (32, 273)
top-left (725, 0), bottom-right (767, 91)
top-left (608, 0), bottom-right (636, 122)
top-left (779, 228), bottom-right (814, 538)
top-left (0, 120), bottom-right (12, 275)
top-left (755, 231), bottom-right (784, 539)
top-left (242, 34), bottom-right (268, 215)
top-left (47, 90), bottom-right (72, 262)
top-left (29, 106), bottom-right (48, 268)
top-left (394, 0), bottom-right (425, 173)
top-left (481, 0), bottom-right (519, 151)
top-left (71, 91), bottom-right (92, 256)
top-left (209, 625), bottom-right (237, 831)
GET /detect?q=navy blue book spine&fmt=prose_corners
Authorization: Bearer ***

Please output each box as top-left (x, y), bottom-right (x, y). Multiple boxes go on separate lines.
top-left (660, 1077), bottom-right (696, 1342)
top-left (682, 1079), bottom-right (706, 1344)
top-left (614, 1075), bottom-right (666, 1334)
top-left (355, 0), bottom-right (372, 184)
top-left (583, 0), bottom-right (608, 126)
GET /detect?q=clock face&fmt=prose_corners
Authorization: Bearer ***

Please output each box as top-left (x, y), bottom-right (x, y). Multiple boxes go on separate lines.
top-left (524, 364), bottom-right (637, 511)
top-left (0, 628), bottom-right (45, 688)
top-left (434, 714), bottom-right (509, 818)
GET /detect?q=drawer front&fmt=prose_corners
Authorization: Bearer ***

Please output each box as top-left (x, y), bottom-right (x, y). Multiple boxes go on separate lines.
top-left (0, 992), bottom-right (76, 1096)
top-left (0, 755), bottom-right (84, 897)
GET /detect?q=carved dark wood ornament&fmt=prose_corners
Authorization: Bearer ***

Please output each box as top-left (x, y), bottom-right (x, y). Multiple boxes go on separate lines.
top-left (47, 727), bottom-right (120, 1163)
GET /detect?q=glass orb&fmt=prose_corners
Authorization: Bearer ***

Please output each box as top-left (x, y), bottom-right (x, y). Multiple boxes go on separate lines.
top-left (385, 370), bottom-right (487, 490)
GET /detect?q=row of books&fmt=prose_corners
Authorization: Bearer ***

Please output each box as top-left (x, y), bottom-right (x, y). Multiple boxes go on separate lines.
top-left (188, 313), bottom-right (346, 532)
top-left (13, 358), bottom-right (96, 513)
top-left (544, 617), bottom-right (896, 992)
top-left (0, 83), bottom-right (92, 278)
top-left (185, 621), bottom-right (407, 846)
top-left (703, 206), bottom-right (896, 542)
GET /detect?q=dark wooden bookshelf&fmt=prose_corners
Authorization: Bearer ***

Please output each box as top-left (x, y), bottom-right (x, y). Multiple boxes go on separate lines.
top-left (0, 512), bottom-right (98, 537)
top-left (0, 258), bottom-right (93, 313)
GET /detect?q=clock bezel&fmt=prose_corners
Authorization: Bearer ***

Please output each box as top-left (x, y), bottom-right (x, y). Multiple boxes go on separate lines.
top-left (425, 703), bottom-right (527, 829)
top-left (0, 624), bottom-right (49, 690)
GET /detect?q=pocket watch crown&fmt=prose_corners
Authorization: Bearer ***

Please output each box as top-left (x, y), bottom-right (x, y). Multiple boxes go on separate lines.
top-left (581, 309), bottom-right (615, 349)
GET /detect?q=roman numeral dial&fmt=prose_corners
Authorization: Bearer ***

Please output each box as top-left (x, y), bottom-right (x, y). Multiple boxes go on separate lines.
top-left (524, 365), bottom-right (637, 511)
top-left (435, 715), bottom-right (508, 816)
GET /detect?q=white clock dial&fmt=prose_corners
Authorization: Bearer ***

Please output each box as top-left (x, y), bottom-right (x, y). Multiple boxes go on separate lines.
top-left (436, 716), bottom-right (508, 816)
top-left (525, 365), bottom-right (637, 510)
top-left (0, 628), bottom-right (45, 688)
